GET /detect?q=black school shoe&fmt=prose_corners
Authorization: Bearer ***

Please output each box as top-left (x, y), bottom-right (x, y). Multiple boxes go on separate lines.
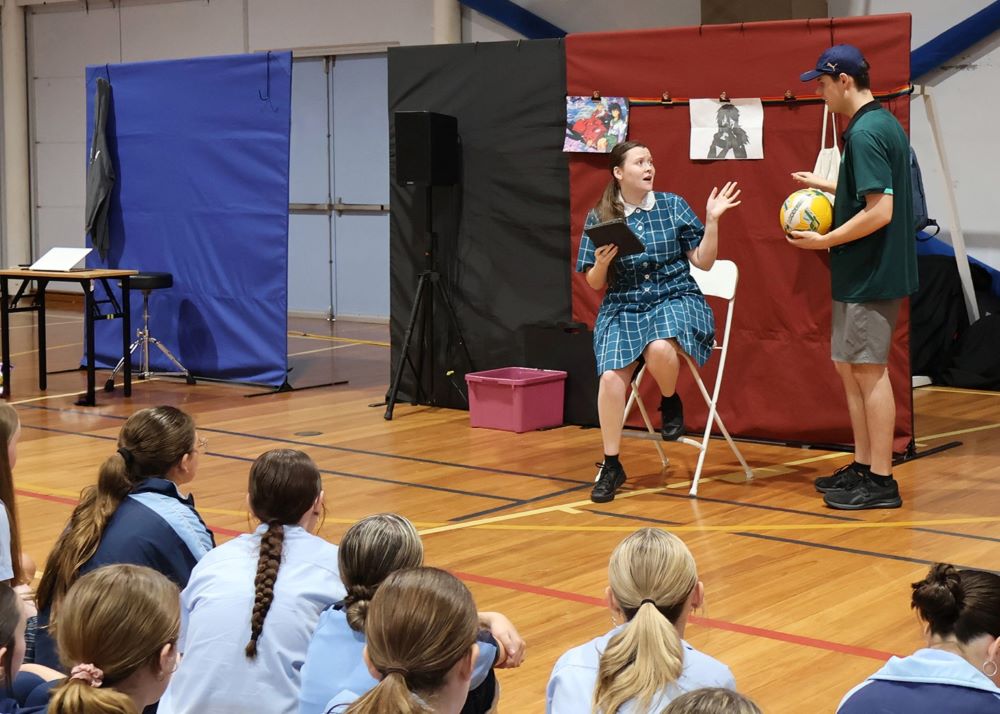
top-left (591, 461), bottom-right (627, 503)
top-left (814, 462), bottom-right (867, 493)
top-left (824, 474), bottom-right (903, 510)
top-left (660, 394), bottom-right (684, 441)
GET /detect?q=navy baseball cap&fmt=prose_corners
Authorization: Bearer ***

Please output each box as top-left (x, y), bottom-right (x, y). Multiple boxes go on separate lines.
top-left (800, 44), bottom-right (867, 81)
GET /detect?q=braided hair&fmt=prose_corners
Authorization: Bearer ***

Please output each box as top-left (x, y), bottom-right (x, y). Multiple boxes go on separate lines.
top-left (244, 449), bottom-right (322, 659)
top-left (338, 514), bottom-right (424, 633)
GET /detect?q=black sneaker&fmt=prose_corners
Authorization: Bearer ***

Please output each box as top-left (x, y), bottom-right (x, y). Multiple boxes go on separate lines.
top-left (824, 475), bottom-right (902, 510)
top-left (660, 394), bottom-right (684, 441)
top-left (591, 461), bottom-right (627, 503)
top-left (814, 463), bottom-right (866, 493)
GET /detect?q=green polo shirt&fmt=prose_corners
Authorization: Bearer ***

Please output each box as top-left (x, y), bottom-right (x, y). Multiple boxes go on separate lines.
top-left (831, 101), bottom-right (918, 302)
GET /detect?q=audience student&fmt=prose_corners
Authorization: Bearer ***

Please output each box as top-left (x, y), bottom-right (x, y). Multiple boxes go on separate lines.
top-left (0, 405), bottom-right (40, 665)
top-left (47, 564), bottom-right (181, 714)
top-left (547, 528), bottom-right (734, 713)
top-left (327, 567), bottom-right (483, 714)
top-left (34, 406), bottom-right (213, 670)
top-left (0, 584), bottom-right (61, 713)
top-left (662, 688), bottom-right (762, 714)
top-left (299, 514), bottom-right (520, 714)
top-left (0, 405), bottom-right (28, 589)
top-left (838, 563), bottom-right (1000, 712)
top-left (159, 449), bottom-right (343, 714)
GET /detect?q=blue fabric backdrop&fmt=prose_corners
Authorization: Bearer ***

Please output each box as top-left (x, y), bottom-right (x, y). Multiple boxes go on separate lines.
top-left (85, 52), bottom-right (292, 386)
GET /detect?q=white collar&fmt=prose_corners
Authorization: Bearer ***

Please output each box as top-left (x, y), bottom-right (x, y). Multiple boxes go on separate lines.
top-left (619, 191), bottom-right (655, 216)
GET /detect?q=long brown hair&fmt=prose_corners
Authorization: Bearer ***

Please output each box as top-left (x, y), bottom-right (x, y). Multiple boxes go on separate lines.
top-left (37, 406), bottom-right (196, 612)
top-left (594, 528), bottom-right (699, 714)
top-left (345, 567), bottom-right (479, 714)
top-left (244, 449), bottom-right (323, 659)
top-left (594, 140), bottom-right (648, 222)
top-left (0, 405), bottom-right (24, 584)
top-left (48, 564), bottom-right (180, 714)
top-left (339, 513), bottom-right (424, 633)
top-left (0, 583), bottom-right (22, 694)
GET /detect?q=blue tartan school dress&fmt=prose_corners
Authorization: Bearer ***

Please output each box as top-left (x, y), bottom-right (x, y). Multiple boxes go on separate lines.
top-left (576, 191), bottom-right (715, 373)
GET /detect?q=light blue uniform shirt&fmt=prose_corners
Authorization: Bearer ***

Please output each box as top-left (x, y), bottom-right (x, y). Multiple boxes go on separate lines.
top-left (0, 503), bottom-right (13, 581)
top-left (299, 608), bottom-right (498, 714)
top-left (159, 525), bottom-right (345, 714)
top-left (546, 625), bottom-right (736, 713)
top-left (838, 648), bottom-right (1000, 713)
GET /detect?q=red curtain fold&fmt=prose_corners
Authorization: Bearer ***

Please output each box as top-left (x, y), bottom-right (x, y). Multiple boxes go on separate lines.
top-left (566, 14), bottom-right (914, 451)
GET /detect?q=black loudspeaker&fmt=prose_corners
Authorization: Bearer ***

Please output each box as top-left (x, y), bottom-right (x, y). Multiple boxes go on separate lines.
top-left (523, 322), bottom-right (599, 427)
top-left (394, 111), bottom-right (459, 186)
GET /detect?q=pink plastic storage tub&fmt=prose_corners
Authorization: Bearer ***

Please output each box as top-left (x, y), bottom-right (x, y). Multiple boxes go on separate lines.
top-left (465, 367), bottom-right (568, 433)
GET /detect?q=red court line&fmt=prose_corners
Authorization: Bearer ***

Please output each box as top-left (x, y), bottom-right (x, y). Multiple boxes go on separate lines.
top-left (456, 570), bottom-right (896, 662)
top-left (17, 488), bottom-right (244, 539)
top-left (19, 487), bottom-right (895, 660)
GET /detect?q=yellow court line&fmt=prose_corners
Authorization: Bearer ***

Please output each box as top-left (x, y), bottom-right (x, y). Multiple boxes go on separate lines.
top-left (418, 487), bottom-right (674, 536)
top-left (920, 421), bottom-right (1000, 441)
top-left (12, 342), bottom-right (80, 357)
top-left (288, 344), bottom-right (357, 357)
top-left (6, 319), bottom-right (84, 330)
top-left (420, 452), bottom-right (856, 536)
top-left (666, 451), bottom-right (849, 490)
top-left (923, 385), bottom-right (1000, 397)
top-left (288, 332), bottom-right (390, 348)
top-left (10, 390), bottom-right (84, 405)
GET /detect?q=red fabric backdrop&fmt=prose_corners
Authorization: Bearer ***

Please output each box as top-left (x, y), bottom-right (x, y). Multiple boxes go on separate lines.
top-left (566, 14), bottom-right (914, 451)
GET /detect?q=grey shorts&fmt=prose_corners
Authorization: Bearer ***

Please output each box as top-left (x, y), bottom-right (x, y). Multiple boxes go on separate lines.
top-left (831, 299), bottom-right (902, 364)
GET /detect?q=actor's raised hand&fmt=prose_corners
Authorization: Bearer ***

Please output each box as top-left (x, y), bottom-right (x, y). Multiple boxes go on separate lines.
top-left (706, 181), bottom-right (742, 222)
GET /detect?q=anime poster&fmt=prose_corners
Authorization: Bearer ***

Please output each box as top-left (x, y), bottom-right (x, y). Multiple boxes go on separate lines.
top-left (689, 98), bottom-right (764, 160)
top-left (563, 96), bottom-right (629, 153)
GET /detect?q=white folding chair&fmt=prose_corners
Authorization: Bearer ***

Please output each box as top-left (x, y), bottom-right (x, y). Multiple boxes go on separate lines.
top-left (620, 259), bottom-right (753, 495)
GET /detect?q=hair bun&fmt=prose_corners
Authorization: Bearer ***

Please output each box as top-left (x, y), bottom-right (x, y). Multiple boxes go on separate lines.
top-left (912, 563), bottom-right (964, 628)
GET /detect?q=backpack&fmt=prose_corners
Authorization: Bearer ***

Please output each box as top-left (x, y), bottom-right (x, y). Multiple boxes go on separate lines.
top-left (910, 146), bottom-right (940, 238)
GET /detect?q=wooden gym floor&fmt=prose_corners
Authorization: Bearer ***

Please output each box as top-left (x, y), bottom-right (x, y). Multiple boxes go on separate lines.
top-left (7, 304), bottom-right (1000, 713)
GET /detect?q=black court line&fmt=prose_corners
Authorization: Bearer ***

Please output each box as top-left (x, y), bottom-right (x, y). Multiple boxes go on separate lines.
top-left (26, 405), bottom-right (997, 544)
top-left (588, 509), bottom-right (683, 526)
top-left (23, 425), bottom-right (517, 504)
top-left (581, 507), bottom-right (997, 573)
top-left (656, 490), bottom-right (858, 521)
top-left (449, 483), bottom-right (593, 522)
top-left (656, 490), bottom-right (1000, 545)
top-left (21, 404), bottom-right (581, 486)
top-left (733, 532), bottom-right (999, 575)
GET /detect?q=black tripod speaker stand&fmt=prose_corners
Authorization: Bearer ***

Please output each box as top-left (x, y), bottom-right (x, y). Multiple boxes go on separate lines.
top-left (384, 186), bottom-right (473, 420)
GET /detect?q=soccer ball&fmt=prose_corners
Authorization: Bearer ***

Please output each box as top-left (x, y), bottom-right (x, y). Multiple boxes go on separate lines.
top-left (780, 188), bottom-right (833, 235)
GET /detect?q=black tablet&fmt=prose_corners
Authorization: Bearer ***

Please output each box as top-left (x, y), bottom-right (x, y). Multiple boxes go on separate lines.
top-left (584, 219), bottom-right (646, 256)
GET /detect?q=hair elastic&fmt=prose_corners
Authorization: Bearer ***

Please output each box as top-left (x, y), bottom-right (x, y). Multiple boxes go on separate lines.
top-left (117, 446), bottom-right (134, 468)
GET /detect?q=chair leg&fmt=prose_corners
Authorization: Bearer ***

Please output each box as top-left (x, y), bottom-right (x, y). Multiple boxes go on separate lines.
top-left (621, 366), bottom-right (669, 469)
top-left (633, 387), bottom-right (668, 468)
top-left (682, 355), bottom-right (753, 495)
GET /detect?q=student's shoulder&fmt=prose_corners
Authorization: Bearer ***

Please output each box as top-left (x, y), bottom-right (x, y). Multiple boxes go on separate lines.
top-left (682, 641), bottom-right (735, 683)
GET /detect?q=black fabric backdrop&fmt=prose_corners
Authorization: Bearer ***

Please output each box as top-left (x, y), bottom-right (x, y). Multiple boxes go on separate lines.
top-left (388, 40), bottom-right (571, 408)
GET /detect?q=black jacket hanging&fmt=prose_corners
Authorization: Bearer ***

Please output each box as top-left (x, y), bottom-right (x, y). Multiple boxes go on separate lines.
top-left (85, 77), bottom-right (115, 261)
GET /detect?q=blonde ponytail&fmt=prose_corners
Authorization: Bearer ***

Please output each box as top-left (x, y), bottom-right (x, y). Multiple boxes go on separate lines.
top-left (593, 528), bottom-right (699, 714)
top-left (594, 602), bottom-right (683, 713)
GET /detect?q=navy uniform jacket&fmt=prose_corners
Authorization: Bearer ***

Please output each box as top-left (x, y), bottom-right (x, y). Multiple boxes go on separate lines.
top-left (33, 478), bottom-right (214, 670)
